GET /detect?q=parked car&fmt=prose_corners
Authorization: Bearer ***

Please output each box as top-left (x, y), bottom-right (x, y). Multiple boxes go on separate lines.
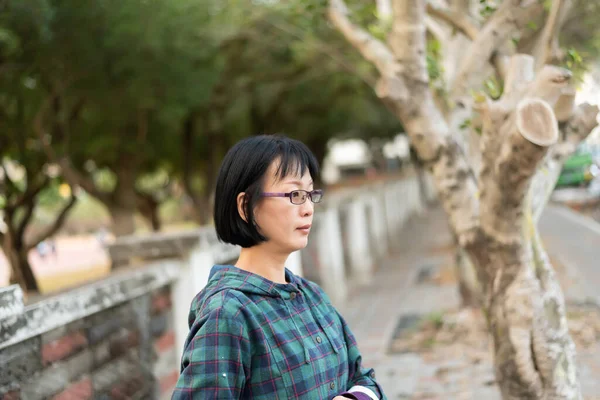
top-left (556, 151), bottom-right (599, 188)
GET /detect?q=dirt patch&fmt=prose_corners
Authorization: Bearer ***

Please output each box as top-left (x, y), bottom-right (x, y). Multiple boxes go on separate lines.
top-left (390, 303), bottom-right (600, 357)
top-left (389, 308), bottom-right (490, 356)
top-left (416, 252), bottom-right (573, 289)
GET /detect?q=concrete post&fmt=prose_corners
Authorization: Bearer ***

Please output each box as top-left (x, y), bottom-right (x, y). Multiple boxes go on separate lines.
top-left (347, 198), bottom-right (373, 285)
top-left (172, 238), bottom-right (214, 367)
top-left (316, 206), bottom-right (348, 306)
top-left (285, 251), bottom-right (303, 277)
top-left (397, 180), bottom-right (408, 228)
top-left (369, 191), bottom-right (388, 260)
top-left (383, 183), bottom-right (397, 244)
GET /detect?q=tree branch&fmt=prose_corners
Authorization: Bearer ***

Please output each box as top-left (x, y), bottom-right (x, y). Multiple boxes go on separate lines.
top-left (525, 65), bottom-right (573, 107)
top-left (264, 17), bottom-right (377, 88)
top-left (502, 60), bottom-right (573, 110)
top-left (33, 94), bottom-right (110, 204)
top-left (561, 102), bottom-right (600, 147)
top-left (527, 105), bottom-right (598, 224)
top-left (504, 54), bottom-right (535, 95)
top-left (451, 0), bottom-right (545, 97)
top-left (1, 162), bottom-right (18, 211)
top-left (389, 0), bottom-right (429, 83)
top-left (528, 221), bottom-right (579, 397)
top-left (479, 98), bottom-right (558, 242)
top-left (424, 15), bottom-right (447, 44)
top-left (426, 3), bottom-right (479, 40)
top-left (532, 0), bottom-right (574, 70)
top-left (328, 0), bottom-right (397, 78)
top-left (27, 195), bottom-right (78, 251)
top-left (15, 176), bottom-right (49, 243)
top-left (14, 176), bottom-right (49, 212)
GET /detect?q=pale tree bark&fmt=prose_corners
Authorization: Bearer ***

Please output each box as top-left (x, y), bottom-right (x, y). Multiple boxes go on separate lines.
top-left (329, 0), bottom-right (598, 397)
top-left (426, 2), bottom-right (478, 40)
top-left (531, 0), bottom-right (574, 70)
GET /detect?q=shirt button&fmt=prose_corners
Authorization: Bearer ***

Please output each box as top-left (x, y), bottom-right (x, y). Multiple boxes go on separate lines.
top-left (370, 371), bottom-right (376, 379)
top-left (290, 292), bottom-right (296, 300)
top-left (330, 382), bottom-right (335, 390)
top-left (316, 336), bottom-right (322, 344)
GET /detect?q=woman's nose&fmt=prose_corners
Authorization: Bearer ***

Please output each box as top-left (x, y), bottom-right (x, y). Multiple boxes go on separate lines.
top-left (300, 199), bottom-right (314, 217)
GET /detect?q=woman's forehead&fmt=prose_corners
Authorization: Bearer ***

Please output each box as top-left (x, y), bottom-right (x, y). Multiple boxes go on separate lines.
top-left (268, 160), bottom-right (312, 182)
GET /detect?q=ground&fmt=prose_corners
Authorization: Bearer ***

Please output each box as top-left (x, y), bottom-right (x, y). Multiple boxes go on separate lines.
top-left (340, 206), bottom-right (600, 399)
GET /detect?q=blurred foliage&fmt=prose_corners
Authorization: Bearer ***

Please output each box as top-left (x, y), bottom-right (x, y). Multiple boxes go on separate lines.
top-left (0, 0), bottom-right (403, 235)
top-left (2, 0), bottom-right (598, 234)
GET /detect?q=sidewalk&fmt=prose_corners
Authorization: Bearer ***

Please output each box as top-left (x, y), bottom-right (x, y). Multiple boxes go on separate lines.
top-left (341, 206), bottom-right (600, 399)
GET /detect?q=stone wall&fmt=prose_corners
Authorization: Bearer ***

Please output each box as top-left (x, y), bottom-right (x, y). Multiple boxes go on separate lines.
top-left (0, 263), bottom-right (179, 400)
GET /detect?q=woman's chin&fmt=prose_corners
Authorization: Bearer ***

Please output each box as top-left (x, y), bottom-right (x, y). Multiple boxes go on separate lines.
top-left (287, 237), bottom-right (309, 252)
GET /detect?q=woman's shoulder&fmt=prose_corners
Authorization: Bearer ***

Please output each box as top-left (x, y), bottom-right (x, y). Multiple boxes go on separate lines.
top-left (191, 286), bottom-right (248, 320)
top-left (295, 275), bottom-right (334, 307)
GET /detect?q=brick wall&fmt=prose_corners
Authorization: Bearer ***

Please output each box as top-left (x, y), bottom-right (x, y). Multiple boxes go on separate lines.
top-left (0, 263), bottom-right (180, 400)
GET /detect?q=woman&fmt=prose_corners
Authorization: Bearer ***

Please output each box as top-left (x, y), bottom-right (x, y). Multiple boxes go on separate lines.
top-left (172, 135), bottom-right (386, 400)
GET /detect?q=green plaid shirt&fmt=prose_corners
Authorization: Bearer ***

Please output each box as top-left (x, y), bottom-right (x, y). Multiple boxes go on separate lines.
top-left (172, 265), bottom-right (386, 399)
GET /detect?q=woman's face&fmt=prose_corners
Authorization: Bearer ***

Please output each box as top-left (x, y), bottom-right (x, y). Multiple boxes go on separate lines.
top-left (247, 161), bottom-right (315, 254)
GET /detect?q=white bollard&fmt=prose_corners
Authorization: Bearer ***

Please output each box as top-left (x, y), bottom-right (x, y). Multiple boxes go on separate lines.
top-left (369, 193), bottom-right (388, 260)
top-left (285, 251), bottom-right (304, 277)
top-left (173, 240), bottom-right (214, 368)
top-left (316, 206), bottom-right (348, 306)
top-left (347, 198), bottom-right (373, 285)
top-left (383, 183), bottom-right (397, 243)
top-left (390, 182), bottom-right (401, 232)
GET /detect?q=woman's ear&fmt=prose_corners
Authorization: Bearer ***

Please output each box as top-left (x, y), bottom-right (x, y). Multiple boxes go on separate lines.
top-left (236, 192), bottom-right (248, 223)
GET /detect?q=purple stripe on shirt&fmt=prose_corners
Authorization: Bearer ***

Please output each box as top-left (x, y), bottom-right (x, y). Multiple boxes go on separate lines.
top-left (340, 391), bottom-right (373, 400)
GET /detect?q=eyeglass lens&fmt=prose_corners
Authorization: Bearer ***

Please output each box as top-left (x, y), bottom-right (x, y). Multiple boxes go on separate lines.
top-left (290, 190), bottom-right (322, 204)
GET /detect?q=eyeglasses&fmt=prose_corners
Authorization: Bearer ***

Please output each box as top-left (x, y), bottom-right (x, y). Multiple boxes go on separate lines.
top-left (261, 189), bottom-right (324, 205)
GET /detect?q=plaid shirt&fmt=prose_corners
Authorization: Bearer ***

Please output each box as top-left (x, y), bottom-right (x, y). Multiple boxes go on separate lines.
top-left (172, 265), bottom-right (386, 399)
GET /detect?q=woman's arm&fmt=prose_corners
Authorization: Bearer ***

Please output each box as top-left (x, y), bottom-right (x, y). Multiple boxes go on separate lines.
top-left (336, 311), bottom-right (386, 400)
top-left (172, 301), bottom-right (251, 399)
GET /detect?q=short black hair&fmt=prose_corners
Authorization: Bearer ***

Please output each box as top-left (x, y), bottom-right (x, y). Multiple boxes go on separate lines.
top-left (214, 135), bottom-right (319, 248)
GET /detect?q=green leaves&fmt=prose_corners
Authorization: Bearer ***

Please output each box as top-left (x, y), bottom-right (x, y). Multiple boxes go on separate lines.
top-left (478, 0), bottom-right (497, 19)
top-left (459, 119), bottom-right (472, 130)
top-left (483, 76), bottom-right (503, 100)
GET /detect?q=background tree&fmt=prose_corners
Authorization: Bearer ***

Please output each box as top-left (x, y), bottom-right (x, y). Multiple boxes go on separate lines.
top-left (18, 0), bottom-right (228, 236)
top-left (0, 2), bottom-right (78, 291)
top-left (1, 0), bottom-right (405, 291)
top-left (178, 3), bottom-right (403, 223)
top-left (327, 0), bottom-right (600, 397)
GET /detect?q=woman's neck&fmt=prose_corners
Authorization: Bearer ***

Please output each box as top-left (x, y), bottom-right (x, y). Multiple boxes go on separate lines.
top-left (234, 245), bottom-right (289, 284)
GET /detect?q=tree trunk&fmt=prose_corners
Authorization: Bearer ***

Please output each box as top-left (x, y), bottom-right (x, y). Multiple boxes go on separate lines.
top-left (190, 195), bottom-right (212, 226)
top-left (181, 112), bottom-right (219, 226)
top-left (306, 135), bottom-right (330, 186)
top-left (409, 146), bottom-right (430, 208)
top-left (3, 233), bottom-right (38, 292)
top-left (107, 206), bottom-right (136, 237)
top-left (137, 193), bottom-right (161, 232)
top-left (106, 159), bottom-right (139, 237)
top-left (146, 203), bottom-right (161, 232)
top-left (329, 0), bottom-right (596, 396)
top-left (451, 232), bottom-right (482, 308)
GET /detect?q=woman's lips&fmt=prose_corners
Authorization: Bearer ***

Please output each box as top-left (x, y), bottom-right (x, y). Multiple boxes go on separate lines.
top-left (297, 224), bottom-right (311, 233)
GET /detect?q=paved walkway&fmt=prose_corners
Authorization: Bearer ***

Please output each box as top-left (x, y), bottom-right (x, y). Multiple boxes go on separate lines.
top-left (540, 205), bottom-right (600, 302)
top-left (341, 205), bottom-right (600, 399)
